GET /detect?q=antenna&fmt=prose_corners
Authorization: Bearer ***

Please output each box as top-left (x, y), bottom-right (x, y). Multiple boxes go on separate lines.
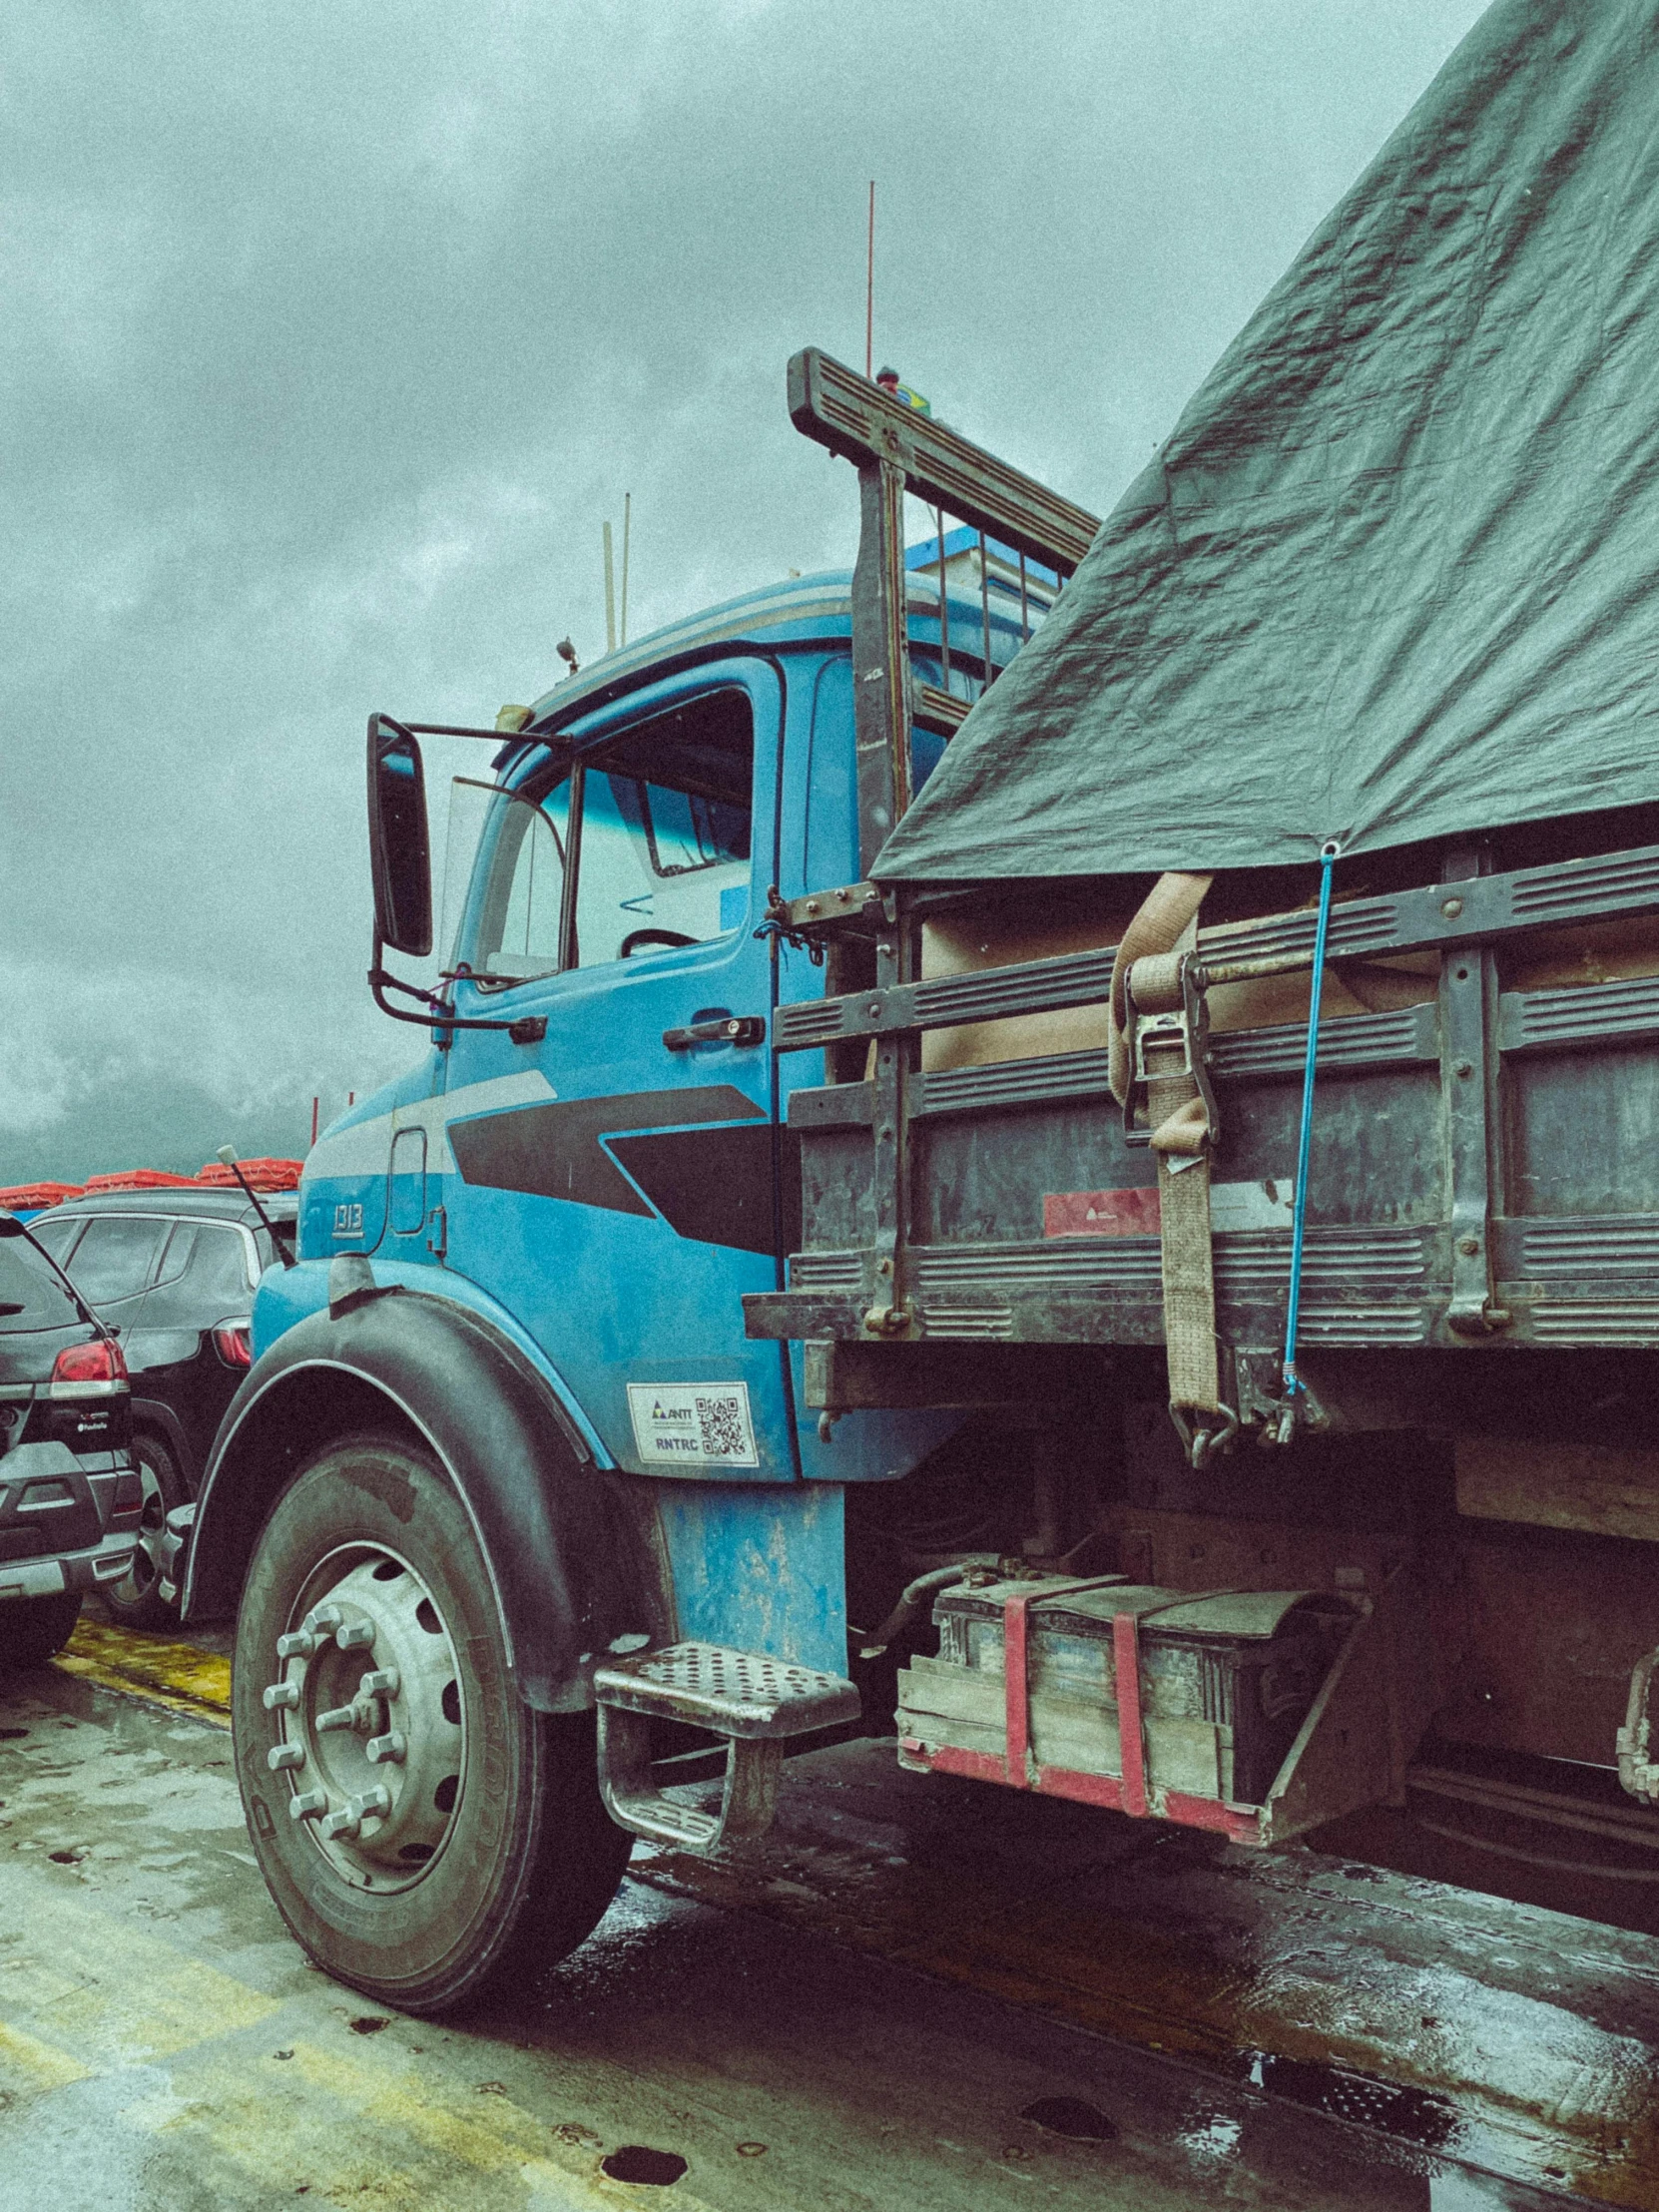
top-left (865, 180), bottom-right (875, 379)
top-left (603, 521), bottom-right (617, 654)
top-left (620, 491), bottom-right (632, 647)
top-left (216, 1147), bottom-right (295, 1269)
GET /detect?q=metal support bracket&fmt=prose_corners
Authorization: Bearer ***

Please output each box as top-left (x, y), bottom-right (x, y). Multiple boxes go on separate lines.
top-left (1438, 846), bottom-right (1509, 1336)
top-left (850, 458), bottom-right (912, 879)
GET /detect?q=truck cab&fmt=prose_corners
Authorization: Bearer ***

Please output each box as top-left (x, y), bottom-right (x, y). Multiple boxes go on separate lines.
top-left (294, 575), bottom-right (971, 1514)
top-left (180, 397), bottom-right (1069, 2012)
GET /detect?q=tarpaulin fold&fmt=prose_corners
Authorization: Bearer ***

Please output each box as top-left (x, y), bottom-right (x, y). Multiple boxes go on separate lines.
top-left (874, 0), bottom-right (1659, 883)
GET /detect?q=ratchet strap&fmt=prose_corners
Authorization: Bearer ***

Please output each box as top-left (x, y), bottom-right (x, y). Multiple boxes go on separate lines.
top-left (1108, 872), bottom-right (1231, 1462)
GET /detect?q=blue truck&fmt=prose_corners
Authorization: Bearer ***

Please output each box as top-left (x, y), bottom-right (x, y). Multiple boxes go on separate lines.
top-left (178, 329), bottom-right (1659, 2016)
top-left (177, 353), bottom-right (1103, 2010)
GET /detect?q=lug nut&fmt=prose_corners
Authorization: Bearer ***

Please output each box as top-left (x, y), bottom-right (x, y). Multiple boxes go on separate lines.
top-left (360, 1668), bottom-right (401, 1699)
top-left (303, 1604), bottom-right (343, 1637)
top-left (268, 1743), bottom-right (306, 1772)
top-left (288, 1790), bottom-right (327, 1822)
top-left (365, 1731), bottom-right (407, 1766)
top-left (320, 1786), bottom-right (391, 1842)
top-left (335, 1619), bottom-right (375, 1652)
top-left (315, 1705), bottom-right (356, 1733)
top-left (263, 1682), bottom-right (299, 1712)
top-left (276, 1629), bottom-right (318, 1660)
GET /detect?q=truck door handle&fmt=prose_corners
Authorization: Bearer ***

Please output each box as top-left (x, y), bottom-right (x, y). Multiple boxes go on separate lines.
top-left (662, 1015), bottom-right (766, 1050)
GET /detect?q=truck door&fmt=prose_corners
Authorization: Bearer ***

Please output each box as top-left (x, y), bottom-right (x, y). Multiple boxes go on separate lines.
top-left (436, 658), bottom-right (794, 1478)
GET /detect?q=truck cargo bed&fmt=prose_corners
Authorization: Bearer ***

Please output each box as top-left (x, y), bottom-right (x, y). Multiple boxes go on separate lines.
top-left (748, 835), bottom-right (1659, 1380)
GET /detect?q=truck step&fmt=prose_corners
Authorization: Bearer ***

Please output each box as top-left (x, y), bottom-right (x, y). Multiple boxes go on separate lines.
top-left (593, 1642), bottom-right (860, 1852)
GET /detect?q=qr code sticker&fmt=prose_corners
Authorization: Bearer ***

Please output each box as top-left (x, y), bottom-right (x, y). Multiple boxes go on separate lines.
top-left (628, 1381), bottom-right (758, 1469)
top-left (696, 1393), bottom-right (746, 1459)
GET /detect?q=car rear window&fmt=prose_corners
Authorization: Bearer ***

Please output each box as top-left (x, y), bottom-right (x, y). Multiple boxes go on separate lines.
top-left (155, 1221), bottom-right (256, 1302)
top-left (0, 1241), bottom-right (78, 1327)
top-left (27, 1217), bottom-right (82, 1266)
top-left (182, 1224), bottom-right (255, 1304)
top-left (65, 1216), bottom-right (167, 1303)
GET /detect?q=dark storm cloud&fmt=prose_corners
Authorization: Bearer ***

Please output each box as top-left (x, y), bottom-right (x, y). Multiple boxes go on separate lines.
top-left (1, 0), bottom-right (1489, 1179)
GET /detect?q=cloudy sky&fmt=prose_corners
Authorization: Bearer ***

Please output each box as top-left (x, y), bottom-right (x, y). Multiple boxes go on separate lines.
top-left (1, 0), bottom-right (1489, 1182)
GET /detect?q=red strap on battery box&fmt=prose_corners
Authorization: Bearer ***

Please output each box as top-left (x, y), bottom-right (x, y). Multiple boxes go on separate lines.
top-left (1002, 1577), bottom-right (1133, 1790)
top-left (1112, 1612), bottom-right (1149, 1816)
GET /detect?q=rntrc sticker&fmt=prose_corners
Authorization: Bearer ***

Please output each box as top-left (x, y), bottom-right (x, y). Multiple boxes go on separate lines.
top-left (627, 1382), bottom-right (759, 1469)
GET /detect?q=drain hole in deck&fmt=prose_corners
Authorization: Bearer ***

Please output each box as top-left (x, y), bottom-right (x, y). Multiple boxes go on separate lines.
top-left (1246, 2053), bottom-right (1455, 2148)
top-left (1020, 2097), bottom-right (1116, 2141)
top-left (600, 2147), bottom-right (687, 2186)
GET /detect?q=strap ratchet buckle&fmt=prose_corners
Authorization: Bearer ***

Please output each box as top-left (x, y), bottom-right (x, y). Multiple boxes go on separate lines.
top-left (1122, 956), bottom-right (1219, 1149)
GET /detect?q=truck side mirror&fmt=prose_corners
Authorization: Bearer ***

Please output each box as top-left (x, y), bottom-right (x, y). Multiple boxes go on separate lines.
top-left (367, 715), bottom-right (433, 956)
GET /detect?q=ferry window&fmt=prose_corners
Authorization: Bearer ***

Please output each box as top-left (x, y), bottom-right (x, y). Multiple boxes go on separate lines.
top-left (573, 689), bottom-right (752, 967)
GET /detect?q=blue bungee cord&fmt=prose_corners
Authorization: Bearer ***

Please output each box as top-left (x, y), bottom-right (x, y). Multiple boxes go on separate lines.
top-left (1281, 839), bottom-right (1341, 1401)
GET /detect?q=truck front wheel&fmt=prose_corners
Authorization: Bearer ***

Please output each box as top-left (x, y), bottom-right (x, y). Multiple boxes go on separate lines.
top-left (232, 1434), bottom-right (632, 2013)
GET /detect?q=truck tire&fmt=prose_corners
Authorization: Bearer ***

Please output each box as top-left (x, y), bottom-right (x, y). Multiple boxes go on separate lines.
top-left (232, 1434), bottom-right (632, 2013)
top-left (0, 1591), bottom-right (82, 1670)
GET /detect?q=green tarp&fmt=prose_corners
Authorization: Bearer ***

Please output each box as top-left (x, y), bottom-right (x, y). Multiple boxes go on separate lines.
top-left (874, 0), bottom-right (1659, 884)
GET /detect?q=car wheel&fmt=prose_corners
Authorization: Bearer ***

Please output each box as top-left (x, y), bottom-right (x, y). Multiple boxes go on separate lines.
top-left (101, 1434), bottom-right (187, 1632)
top-left (232, 1433), bottom-right (632, 2014)
top-left (0, 1591), bottom-right (82, 1670)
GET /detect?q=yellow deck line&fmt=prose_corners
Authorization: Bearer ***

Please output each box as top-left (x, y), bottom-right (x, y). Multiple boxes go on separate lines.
top-left (0, 1885), bottom-right (277, 2067)
top-left (52, 1617), bottom-right (232, 1726)
top-left (0, 2018), bottom-right (94, 2095)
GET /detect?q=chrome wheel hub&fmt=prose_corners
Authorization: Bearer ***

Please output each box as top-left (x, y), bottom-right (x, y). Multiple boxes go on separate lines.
top-left (261, 1549), bottom-right (465, 1891)
top-left (114, 1453), bottom-right (168, 1605)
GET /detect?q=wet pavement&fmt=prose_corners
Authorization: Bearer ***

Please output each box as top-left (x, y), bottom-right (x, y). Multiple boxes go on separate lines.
top-left (0, 1618), bottom-right (1652, 2209)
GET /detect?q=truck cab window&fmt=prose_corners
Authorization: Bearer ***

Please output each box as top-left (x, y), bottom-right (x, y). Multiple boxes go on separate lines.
top-left (458, 689), bottom-right (753, 984)
top-left (573, 689), bottom-right (752, 967)
top-left (466, 780), bottom-right (572, 984)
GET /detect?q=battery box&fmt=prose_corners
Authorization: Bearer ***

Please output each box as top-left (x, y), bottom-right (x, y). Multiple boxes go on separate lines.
top-left (897, 1578), bottom-right (1356, 1808)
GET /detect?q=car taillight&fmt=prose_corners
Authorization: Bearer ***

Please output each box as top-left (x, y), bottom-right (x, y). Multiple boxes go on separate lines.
top-left (52, 1338), bottom-right (128, 1384)
top-left (113, 1468), bottom-right (145, 1516)
top-left (213, 1325), bottom-right (253, 1369)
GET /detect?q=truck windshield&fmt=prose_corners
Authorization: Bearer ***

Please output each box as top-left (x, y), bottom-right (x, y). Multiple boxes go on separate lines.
top-left (453, 779), bottom-right (572, 984)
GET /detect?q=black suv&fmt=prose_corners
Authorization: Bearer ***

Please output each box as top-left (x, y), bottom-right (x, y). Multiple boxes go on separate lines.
top-left (26, 1188), bottom-right (295, 1628)
top-left (0, 1223), bottom-right (142, 1667)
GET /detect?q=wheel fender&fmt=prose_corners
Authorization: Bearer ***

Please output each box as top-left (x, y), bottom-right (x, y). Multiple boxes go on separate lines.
top-left (182, 1289), bottom-right (664, 1710)
top-left (130, 1398), bottom-right (194, 1484)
